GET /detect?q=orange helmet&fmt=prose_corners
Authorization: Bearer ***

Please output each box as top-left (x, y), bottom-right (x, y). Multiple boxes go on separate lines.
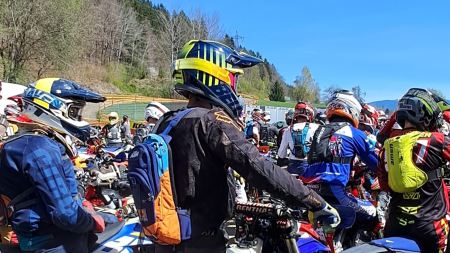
top-left (294, 102), bottom-right (315, 122)
top-left (326, 90), bottom-right (362, 127)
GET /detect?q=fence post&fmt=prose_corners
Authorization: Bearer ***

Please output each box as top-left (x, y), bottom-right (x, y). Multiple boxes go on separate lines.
top-left (134, 94), bottom-right (137, 121)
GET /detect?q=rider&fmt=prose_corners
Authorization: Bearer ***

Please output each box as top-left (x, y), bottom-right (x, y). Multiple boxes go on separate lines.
top-left (314, 111), bottom-right (327, 125)
top-left (245, 108), bottom-right (264, 145)
top-left (154, 39), bottom-right (340, 253)
top-left (101, 111), bottom-right (122, 147)
top-left (276, 109), bottom-right (294, 150)
top-left (304, 90), bottom-right (379, 226)
top-left (378, 88), bottom-right (450, 253)
top-left (144, 101), bottom-right (170, 132)
top-left (120, 115), bottom-right (132, 141)
top-left (278, 102), bottom-right (319, 176)
top-left (259, 111), bottom-right (278, 146)
top-left (0, 78), bottom-right (106, 253)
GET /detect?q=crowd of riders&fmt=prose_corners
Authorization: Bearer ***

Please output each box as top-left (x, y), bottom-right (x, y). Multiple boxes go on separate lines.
top-left (0, 39), bottom-right (450, 253)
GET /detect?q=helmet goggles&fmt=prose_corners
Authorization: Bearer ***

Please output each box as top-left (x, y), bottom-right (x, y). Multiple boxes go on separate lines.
top-left (24, 87), bottom-right (86, 121)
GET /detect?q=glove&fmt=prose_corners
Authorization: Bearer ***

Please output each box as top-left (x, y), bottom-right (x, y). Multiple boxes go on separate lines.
top-left (308, 202), bottom-right (341, 230)
top-left (82, 200), bottom-right (105, 233)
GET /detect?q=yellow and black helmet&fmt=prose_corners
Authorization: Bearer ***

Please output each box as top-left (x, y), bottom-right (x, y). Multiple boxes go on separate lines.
top-left (22, 78), bottom-right (106, 141)
top-left (173, 40), bottom-right (262, 118)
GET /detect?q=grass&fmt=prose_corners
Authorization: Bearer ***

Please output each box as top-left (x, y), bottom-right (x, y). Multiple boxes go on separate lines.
top-left (100, 99), bottom-right (326, 123)
top-left (258, 100), bottom-right (326, 109)
top-left (99, 101), bottom-right (187, 122)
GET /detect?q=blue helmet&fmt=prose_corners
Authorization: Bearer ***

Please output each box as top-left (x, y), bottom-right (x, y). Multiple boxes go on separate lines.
top-left (172, 40), bottom-right (262, 119)
top-left (22, 78), bottom-right (106, 142)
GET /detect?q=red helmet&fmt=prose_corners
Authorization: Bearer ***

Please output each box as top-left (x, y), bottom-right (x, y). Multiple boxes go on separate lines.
top-left (444, 110), bottom-right (450, 123)
top-left (359, 104), bottom-right (379, 131)
top-left (294, 102), bottom-right (315, 122)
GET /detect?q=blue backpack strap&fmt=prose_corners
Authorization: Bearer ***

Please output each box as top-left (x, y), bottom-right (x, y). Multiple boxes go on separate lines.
top-left (160, 108), bottom-right (193, 143)
top-left (302, 122), bottom-right (310, 154)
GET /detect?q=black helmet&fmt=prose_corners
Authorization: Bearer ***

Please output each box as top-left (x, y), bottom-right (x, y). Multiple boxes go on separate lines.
top-left (172, 40), bottom-right (262, 119)
top-left (315, 111), bottom-right (327, 125)
top-left (396, 88), bottom-right (442, 131)
top-left (285, 109), bottom-right (294, 125)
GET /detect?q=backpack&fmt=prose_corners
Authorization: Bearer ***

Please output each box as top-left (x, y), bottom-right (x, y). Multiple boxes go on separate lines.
top-left (384, 131), bottom-right (442, 193)
top-left (291, 123), bottom-right (310, 159)
top-left (260, 123), bottom-right (269, 143)
top-left (308, 122), bottom-right (350, 164)
top-left (244, 120), bottom-right (255, 139)
top-left (0, 135), bottom-right (38, 227)
top-left (127, 109), bottom-right (192, 245)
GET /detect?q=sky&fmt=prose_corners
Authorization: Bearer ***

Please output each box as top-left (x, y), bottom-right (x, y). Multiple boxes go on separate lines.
top-left (153, 0), bottom-right (450, 102)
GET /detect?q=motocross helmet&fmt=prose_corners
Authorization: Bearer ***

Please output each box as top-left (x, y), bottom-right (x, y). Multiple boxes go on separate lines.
top-left (172, 40), bottom-right (262, 119)
top-left (144, 101), bottom-right (169, 121)
top-left (285, 109), bottom-right (294, 125)
top-left (22, 78), bottom-right (106, 142)
top-left (326, 90), bottom-right (362, 127)
top-left (314, 111), bottom-right (327, 125)
top-left (359, 104), bottom-right (379, 134)
top-left (108, 112), bottom-right (119, 125)
top-left (294, 101), bottom-right (315, 122)
top-left (396, 88), bottom-right (442, 131)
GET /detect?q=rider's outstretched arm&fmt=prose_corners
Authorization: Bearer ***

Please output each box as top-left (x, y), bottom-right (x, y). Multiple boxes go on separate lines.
top-left (205, 110), bottom-right (325, 210)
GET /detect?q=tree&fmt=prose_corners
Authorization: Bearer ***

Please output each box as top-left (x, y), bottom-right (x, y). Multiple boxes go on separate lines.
top-left (322, 85), bottom-right (340, 102)
top-left (292, 66), bottom-right (320, 103)
top-left (0, 0), bottom-right (85, 81)
top-left (352, 85), bottom-right (366, 103)
top-left (269, 81), bottom-right (285, 102)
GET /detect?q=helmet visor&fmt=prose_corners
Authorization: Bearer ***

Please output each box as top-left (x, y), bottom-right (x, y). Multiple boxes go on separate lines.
top-left (67, 103), bottom-right (85, 121)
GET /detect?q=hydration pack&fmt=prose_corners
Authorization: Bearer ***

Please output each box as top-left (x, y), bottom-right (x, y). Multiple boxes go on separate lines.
top-left (244, 120), bottom-right (255, 139)
top-left (260, 123), bottom-right (270, 143)
top-left (308, 123), bottom-right (350, 164)
top-left (384, 131), bottom-right (442, 193)
top-left (291, 123), bottom-right (310, 159)
top-left (127, 109), bottom-right (192, 245)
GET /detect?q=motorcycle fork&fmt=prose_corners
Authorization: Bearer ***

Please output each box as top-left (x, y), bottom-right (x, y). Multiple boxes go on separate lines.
top-left (284, 238), bottom-right (299, 253)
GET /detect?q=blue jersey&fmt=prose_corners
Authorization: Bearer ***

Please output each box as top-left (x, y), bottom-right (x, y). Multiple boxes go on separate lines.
top-left (304, 124), bottom-right (379, 187)
top-left (0, 134), bottom-right (93, 235)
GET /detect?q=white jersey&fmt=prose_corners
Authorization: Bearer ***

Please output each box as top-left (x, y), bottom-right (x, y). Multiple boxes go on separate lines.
top-left (278, 122), bottom-right (319, 161)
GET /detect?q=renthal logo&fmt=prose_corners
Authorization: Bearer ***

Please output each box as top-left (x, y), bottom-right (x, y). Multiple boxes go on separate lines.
top-left (236, 204), bottom-right (271, 214)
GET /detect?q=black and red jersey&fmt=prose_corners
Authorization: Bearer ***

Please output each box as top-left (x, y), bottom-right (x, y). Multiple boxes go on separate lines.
top-left (378, 129), bottom-right (450, 222)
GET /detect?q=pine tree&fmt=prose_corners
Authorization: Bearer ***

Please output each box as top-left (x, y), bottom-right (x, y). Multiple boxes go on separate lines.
top-left (269, 81), bottom-right (285, 102)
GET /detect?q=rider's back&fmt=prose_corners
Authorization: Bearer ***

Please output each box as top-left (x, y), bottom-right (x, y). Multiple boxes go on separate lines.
top-left (386, 130), bottom-right (449, 222)
top-left (0, 134), bottom-right (93, 234)
top-left (304, 123), bottom-right (378, 186)
top-left (155, 107), bottom-right (231, 236)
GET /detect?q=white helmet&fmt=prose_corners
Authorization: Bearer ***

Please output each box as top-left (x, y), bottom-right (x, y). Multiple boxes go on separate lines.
top-left (144, 102), bottom-right (169, 121)
top-left (326, 90), bottom-right (362, 127)
top-left (108, 111), bottom-right (119, 125)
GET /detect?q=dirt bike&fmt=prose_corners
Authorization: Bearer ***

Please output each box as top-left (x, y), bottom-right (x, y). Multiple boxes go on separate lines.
top-left (223, 197), bottom-right (331, 253)
top-left (0, 216), bottom-right (154, 253)
top-left (341, 237), bottom-right (420, 253)
top-left (301, 177), bottom-right (383, 252)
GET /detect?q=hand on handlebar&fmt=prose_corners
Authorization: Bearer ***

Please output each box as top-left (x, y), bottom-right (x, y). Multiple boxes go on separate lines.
top-left (308, 202), bottom-right (341, 230)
